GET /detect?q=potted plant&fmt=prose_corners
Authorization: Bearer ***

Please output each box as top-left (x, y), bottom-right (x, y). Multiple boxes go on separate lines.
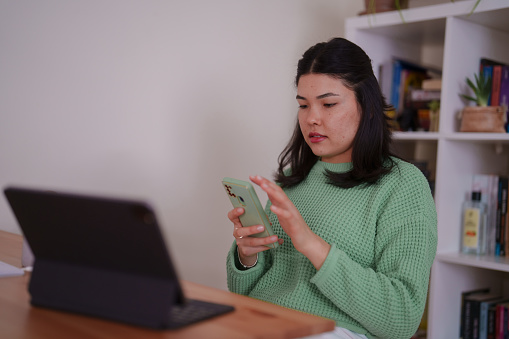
top-left (359, 0), bottom-right (407, 18)
top-left (459, 71), bottom-right (507, 133)
top-left (359, 0), bottom-right (483, 20)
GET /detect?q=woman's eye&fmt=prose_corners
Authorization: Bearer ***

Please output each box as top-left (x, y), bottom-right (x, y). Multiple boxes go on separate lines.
top-left (324, 103), bottom-right (337, 108)
top-left (299, 104), bottom-right (308, 109)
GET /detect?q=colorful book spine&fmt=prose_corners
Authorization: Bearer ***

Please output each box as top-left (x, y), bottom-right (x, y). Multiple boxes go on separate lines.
top-left (389, 58), bottom-right (440, 114)
top-left (499, 66), bottom-right (509, 132)
top-left (463, 293), bottom-right (502, 339)
top-left (480, 298), bottom-right (505, 339)
top-left (496, 303), bottom-right (509, 339)
top-left (487, 305), bottom-right (496, 339)
top-left (491, 65), bottom-right (502, 106)
top-left (472, 174), bottom-right (499, 256)
top-left (496, 177), bottom-right (508, 256)
top-left (391, 60), bottom-right (403, 112)
top-left (483, 65), bottom-right (493, 106)
top-left (461, 288), bottom-right (491, 339)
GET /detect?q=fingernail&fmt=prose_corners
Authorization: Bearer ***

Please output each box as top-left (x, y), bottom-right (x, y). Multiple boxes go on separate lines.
top-left (257, 225), bottom-right (264, 231)
top-left (270, 236), bottom-right (278, 242)
top-left (237, 208), bottom-right (243, 212)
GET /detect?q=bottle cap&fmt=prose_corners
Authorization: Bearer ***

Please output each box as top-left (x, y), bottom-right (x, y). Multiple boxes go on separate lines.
top-left (472, 191), bottom-right (482, 201)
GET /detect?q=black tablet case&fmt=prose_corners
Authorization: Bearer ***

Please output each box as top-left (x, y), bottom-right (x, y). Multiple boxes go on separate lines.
top-left (4, 187), bottom-right (187, 329)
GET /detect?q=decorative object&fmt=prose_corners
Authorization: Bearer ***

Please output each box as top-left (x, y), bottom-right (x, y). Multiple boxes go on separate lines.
top-left (359, 0), bottom-right (408, 21)
top-left (459, 106), bottom-right (506, 133)
top-left (359, 0), bottom-right (403, 15)
top-left (359, 0), bottom-right (483, 20)
top-left (459, 71), bottom-right (507, 132)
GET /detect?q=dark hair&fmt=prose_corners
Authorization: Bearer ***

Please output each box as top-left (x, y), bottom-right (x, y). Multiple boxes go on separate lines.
top-left (275, 37), bottom-right (396, 189)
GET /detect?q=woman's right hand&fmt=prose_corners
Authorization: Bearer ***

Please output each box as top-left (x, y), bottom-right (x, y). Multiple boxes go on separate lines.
top-left (228, 207), bottom-right (282, 267)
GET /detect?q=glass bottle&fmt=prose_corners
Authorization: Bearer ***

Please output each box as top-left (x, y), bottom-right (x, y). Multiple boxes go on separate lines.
top-left (461, 191), bottom-right (487, 255)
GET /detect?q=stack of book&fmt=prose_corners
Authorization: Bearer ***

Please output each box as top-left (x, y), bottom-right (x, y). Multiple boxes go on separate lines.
top-left (476, 58), bottom-right (509, 132)
top-left (460, 288), bottom-right (508, 339)
top-left (378, 58), bottom-right (442, 132)
top-left (479, 58), bottom-right (509, 108)
top-left (470, 174), bottom-right (509, 257)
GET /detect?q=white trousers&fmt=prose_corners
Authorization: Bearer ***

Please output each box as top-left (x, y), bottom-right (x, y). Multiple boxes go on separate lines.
top-left (299, 327), bottom-right (368, 339)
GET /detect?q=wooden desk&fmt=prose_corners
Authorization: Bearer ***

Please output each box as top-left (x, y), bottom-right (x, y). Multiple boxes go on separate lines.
top-left (0, 231), bottom-right (335, 338)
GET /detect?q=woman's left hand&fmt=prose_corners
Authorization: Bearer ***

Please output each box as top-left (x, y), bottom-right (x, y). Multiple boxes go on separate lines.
top-left (250, 175), bottom-right (331, 270)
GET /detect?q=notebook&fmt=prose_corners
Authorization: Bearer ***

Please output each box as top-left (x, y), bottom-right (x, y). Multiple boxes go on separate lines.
top-left (3, 186), bottom-right (234, 329)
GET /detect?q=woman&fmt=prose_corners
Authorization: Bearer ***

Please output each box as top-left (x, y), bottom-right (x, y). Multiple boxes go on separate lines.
top-left (226, 37), bottom-right (437, 339)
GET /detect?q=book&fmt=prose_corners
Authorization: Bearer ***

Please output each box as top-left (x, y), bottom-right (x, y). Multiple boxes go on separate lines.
top-left (491, 65), bottom-right (502, 106)
top-left (461, 288), bottom-right (491, 339)
top-left (409, 89), bottom-right (441, 102)
top-left (389, 58), bottom-right (441, 115)
top-left (463, 293), bottom-right (502, 339)
top-left (401, 89), bottom-right (441, 132)
top-left (472, 174), bottom-right (499, 256)
top-left (495, 302), bottom-right (509, 339)
top-left (421, 78), bottom-right (442, 91)
top-left (480, 58), bottom-right (501, 70)
top-left (479, 58), bottom-right (509, 109)
top-left (476, 295), bottom-right (505, 339)
top-left (496, 177), bottom-right (508, 256)
top-left (502, 179), bottom-right (509, 256)
top-left (483, 65), bottom-right (493, 106)
top-left (500, 66), bottom-right (509, 132)
top-left (487, 305), bottom-right (497, 339)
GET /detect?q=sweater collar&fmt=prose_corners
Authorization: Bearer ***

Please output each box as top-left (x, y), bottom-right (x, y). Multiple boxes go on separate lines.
top-left (315, 160), bottom-right (353, 173)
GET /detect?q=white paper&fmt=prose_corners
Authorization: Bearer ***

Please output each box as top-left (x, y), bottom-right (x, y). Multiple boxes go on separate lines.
top-left (0, 260), bottom-right (24, 277)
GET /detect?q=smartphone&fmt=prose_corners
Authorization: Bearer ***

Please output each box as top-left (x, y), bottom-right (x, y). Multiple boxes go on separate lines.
top-left (222, 177), bottom-right (278, 249)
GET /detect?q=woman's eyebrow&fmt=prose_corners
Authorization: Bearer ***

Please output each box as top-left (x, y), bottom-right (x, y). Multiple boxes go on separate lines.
top-left (296, 93), bottom-right (339, 100)
top-left (317, 93), bottom-right (339, 99)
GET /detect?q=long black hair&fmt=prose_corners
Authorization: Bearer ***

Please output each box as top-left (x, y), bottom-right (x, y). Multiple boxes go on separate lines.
top-left (275, 37), bottom-right (396, 189)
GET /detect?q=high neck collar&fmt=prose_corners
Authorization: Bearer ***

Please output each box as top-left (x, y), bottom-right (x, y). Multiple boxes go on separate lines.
top-left (315, 160), bottom-right (353, 173)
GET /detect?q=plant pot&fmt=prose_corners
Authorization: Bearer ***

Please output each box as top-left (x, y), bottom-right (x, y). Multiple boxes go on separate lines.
top-left (359, 0), bottom-right (408, 15)
top-left (459, 106), bottom-right (507, 133)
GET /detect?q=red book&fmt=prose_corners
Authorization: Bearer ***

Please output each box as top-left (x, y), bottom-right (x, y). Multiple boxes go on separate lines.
top-left (496, 303), bottom-right (509, 338)
top-left (491, 65), bottom-right (502, 106)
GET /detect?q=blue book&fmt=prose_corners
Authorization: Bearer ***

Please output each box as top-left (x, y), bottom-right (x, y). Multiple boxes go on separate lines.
top-left (389, 58), bottom-right (437, 113)
top-left (483, 65), bottom-right (493, 105)
top-left (480, 297), bottom-right (505, 339)
top-left (391, 60), bottom-right (403, 111)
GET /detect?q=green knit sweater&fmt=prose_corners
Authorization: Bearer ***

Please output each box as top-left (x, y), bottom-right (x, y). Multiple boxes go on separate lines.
top-left (226, 158), bottom-right (437, 339)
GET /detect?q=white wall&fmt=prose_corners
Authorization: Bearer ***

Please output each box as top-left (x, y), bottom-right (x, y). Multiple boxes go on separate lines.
top-left (0, 0), bottom-right (363, 290)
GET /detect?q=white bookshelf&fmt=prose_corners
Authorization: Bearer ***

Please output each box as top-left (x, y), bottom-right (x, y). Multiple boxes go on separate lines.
top-left (345, 1), bottom-right (509, 338)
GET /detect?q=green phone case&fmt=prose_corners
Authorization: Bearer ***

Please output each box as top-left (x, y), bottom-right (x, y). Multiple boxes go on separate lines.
top-left (222, 177), bottom-right (278, 249)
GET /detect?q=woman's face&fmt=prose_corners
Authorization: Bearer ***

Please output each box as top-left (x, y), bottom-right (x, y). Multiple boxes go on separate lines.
top-left (297, 73), bottom-right (361, 164)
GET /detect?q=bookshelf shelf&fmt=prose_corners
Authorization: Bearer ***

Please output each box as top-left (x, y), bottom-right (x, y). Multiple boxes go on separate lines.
top-left (393, 131), bottom-right (439, 141)
top-left (437, 252), bottom-right (509, 273)
top-left (345, 1), bottom-right (509, 337)
top-left (445, 133), bottom-right (509, 143)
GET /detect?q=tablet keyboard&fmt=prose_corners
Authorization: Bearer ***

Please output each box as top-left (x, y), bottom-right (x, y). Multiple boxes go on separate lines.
top-left (168, 299), bottom-right (234, 329)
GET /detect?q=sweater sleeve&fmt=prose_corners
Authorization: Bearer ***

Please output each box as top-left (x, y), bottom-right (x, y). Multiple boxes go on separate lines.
top-left (226, 241), bottom-right (272, 295)
top-left (310, 173), bottom-right (437, 339)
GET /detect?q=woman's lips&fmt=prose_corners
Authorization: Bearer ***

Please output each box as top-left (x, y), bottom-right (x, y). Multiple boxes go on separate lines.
top-left (309, 132), bottom-right (327, 143)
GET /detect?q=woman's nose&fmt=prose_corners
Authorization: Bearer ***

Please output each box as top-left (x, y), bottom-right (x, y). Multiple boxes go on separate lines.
top-left (307, 106), bottom-right (321, 125)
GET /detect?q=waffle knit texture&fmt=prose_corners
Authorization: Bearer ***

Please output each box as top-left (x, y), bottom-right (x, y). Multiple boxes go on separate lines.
top-left (226, 157), bottom-right (437, 339)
